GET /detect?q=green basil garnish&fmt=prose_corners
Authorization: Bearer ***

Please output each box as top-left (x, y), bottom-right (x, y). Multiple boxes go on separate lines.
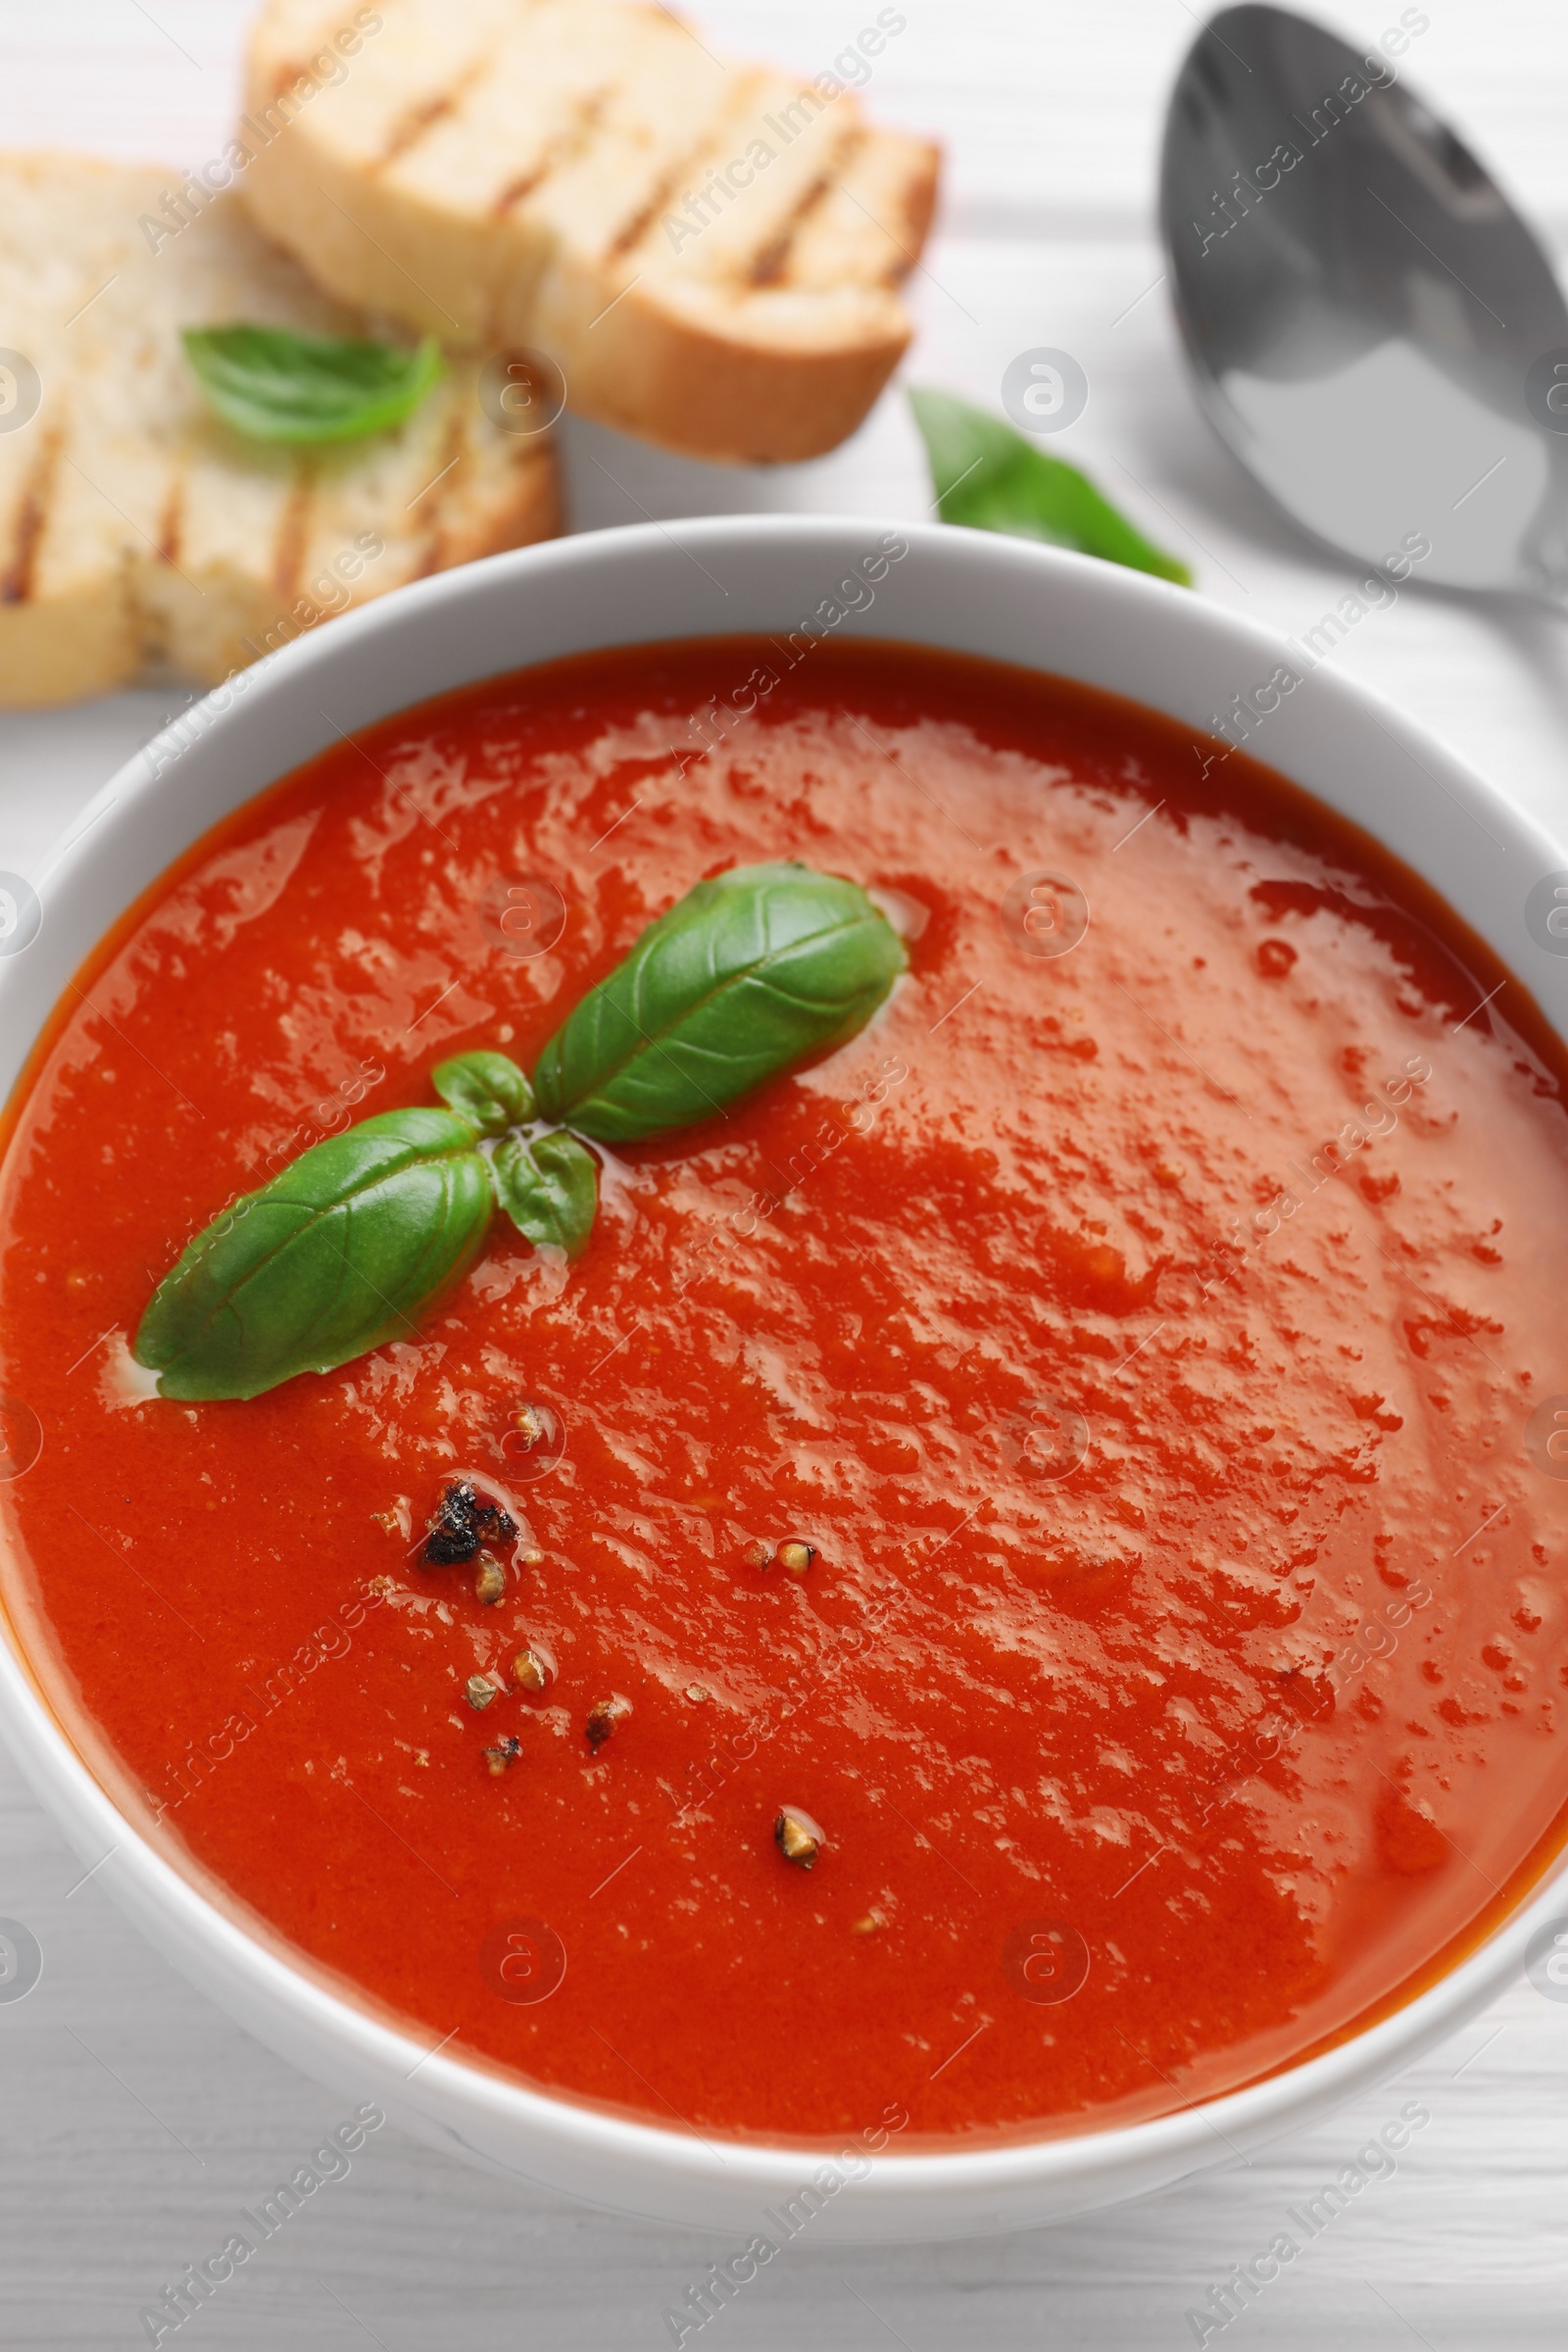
top-left (492, 1131), bottom-right (599, 1258)
top-left (531, 862), bottom-right (906, 1143)
top-left (133, 1109), bottom-right (492, 1400)
top-left (909, 388), bottom-right (1192, 586)
top-left (181, 323), bottom-right (445, 445)
top-left (432, 1050), bottom-right (535, 1136)
top-left (136, 862), bottom-right (905, 1398)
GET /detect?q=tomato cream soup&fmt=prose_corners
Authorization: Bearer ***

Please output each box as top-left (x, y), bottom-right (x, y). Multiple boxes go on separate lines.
top-left (2, 639), bottom-right (1566, 2146)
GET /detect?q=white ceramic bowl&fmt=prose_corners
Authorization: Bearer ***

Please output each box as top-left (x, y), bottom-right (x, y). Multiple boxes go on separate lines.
top-left (2, 517), bottom-right (1566, 2241)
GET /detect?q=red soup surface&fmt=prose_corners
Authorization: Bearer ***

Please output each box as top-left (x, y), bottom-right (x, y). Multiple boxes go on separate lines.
top-left (2, 638), bottom-right (1567, 2149)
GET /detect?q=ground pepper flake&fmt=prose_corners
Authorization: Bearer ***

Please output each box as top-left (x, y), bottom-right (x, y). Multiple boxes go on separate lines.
top-left (465, 1673), bottom-right (501, 1711)
top-left (482, 1738), bottom-right (521, 1777)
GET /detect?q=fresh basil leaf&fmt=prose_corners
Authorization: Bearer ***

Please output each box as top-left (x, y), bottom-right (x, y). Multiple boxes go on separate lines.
top-left (531, 861), bottom-right (906, 1143)
top-left (909, 388), bottom-right (1192, 586)
top-left (491, 1131), bottom-right (599, 1257)
top-left (181, 324), bottom-right (445, 445)
top-left (133, 1107), bottom-right (492, 1400)
top-left (432, 1049), bottom-right (535, 1136)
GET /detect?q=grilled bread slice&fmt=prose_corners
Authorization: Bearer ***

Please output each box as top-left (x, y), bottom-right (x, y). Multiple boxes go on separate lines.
top-left (0, 151), bottom-right (560, 710)
top-left (239, 0), bottom-right (940, 465)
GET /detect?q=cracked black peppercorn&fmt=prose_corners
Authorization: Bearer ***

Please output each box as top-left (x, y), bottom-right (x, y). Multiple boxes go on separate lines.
top-left (422, 1480), bottom-right (518, 1566)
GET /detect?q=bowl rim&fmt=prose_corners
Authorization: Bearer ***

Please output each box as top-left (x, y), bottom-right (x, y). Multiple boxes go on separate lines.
top-left (2, 511), bottom-right (1564, 2218)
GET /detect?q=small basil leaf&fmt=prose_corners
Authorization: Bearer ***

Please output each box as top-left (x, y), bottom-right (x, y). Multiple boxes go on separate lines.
top-left (491, 1131), bottom-right (599, 1257)
top-left (133, 1107), bottom-right (492, 1400)
top-left (531, 861), bottom-right (906, 1143)
top-left (181, 324), bottom-right (445, 445)
top-left (909, 388), bottom-right (1192, 586)
top-left (431, 1049), bottom-right (535, 1136)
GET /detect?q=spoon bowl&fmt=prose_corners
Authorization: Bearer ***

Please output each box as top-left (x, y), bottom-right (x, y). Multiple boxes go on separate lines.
top-left (1160, 3), bottom-right (1568, 595)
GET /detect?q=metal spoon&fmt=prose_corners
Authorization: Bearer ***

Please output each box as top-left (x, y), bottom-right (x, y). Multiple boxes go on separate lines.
top-left (1159, 2), bottom-right (1568, 597)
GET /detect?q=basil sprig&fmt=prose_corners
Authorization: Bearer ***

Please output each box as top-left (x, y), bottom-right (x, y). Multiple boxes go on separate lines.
top-left (181, 324), bottom-right (445, 445)
top-left (492, 1131), bottom-right (599, 1258)
top-left (134, 1109), bottom-right (493, 1402)
top-left (432, 1049), bottom-right (535, 1135)
top-left (533, 862), bottom-right (906, 1142)
top-left (133, 864), bottom-right (904, 1400)
top-left (909, 388), bottom-right (1192, 586)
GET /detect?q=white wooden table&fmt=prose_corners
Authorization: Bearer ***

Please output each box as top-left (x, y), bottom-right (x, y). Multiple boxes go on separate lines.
top-left (3, 4), bottom-right (1568, 2344)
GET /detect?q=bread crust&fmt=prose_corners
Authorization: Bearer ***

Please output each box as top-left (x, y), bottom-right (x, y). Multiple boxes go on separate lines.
top-left (240, 0), bottom-right (941, 465)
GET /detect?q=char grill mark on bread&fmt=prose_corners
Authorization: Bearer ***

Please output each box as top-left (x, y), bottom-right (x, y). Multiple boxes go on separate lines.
top-left (240, 0), bottom-right (942, 464)
top-left (269, 468), bottom-right (316, 605)
top-left (490, 87), bottom-right (611, 219)
top-left (1, 426), bottom-right (62, 607)
top-left (155, 474), bottom-right (185, 570)
top-left (0, 150), bottom-right (559, 709)
top-left (372, 63), bottom-right (492, 173)
top-left (747, 158), bottom-right (844, 288)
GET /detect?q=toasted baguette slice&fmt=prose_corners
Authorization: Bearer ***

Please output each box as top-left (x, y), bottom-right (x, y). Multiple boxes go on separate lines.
top-left (239, 0), bottom-right (940, 465)
top-left (0, 152), bottom-right (559, 710)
